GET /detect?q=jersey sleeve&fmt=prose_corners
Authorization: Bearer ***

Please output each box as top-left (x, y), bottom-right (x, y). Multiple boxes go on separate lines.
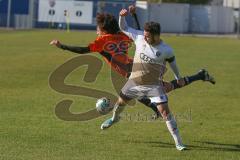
top-left (88, 37), bottom-right (104, 52)
top-left (165, 47), bottom-right (174, 59)
top-left (165, 48), bottom-right (181, 80)
top-left (119, 16), bottom-right (143, 41)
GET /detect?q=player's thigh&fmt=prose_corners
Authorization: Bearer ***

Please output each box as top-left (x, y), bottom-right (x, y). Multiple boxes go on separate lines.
top-left (121, 79), bottom-right (139, 99)
top-left (150, 89), bottom-right (170, 117)
top-left (149, 85), bottom-right (168, 104)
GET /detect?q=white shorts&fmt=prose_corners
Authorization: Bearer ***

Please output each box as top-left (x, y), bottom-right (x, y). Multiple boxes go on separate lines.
top-left (121, 79), bottom-right (168, 103)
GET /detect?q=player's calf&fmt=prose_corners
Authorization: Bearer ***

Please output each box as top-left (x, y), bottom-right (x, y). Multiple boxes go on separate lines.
top-left (137, 97), bottom-right (161, 119)
top-left (157, 103), bottom-right (186, 150)
top-left (170, 69), bottom-right (216, 91)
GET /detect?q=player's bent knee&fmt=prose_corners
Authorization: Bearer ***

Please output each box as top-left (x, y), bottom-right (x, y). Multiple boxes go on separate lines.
top-left (117, 97), bottom-right (127, 106)
top-left (119, 91), bottom-right (132, 105)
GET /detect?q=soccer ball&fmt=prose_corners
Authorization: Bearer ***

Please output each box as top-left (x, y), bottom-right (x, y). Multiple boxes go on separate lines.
top-left (96, 97), bottom-right (111, 114)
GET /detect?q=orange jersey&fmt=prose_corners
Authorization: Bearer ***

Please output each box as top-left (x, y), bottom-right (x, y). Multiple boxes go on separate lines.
top-left (88, 32), bottom-right (133, 77)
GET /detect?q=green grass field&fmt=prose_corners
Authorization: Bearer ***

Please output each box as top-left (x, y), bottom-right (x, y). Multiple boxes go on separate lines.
top-left (0, 30), bottom-right (240, 160)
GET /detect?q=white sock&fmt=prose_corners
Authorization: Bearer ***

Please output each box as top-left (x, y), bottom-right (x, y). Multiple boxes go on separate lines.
top-left (165, 114), bottom-right (183, 146)
top-left (111, 103), bottom-right (125, 122)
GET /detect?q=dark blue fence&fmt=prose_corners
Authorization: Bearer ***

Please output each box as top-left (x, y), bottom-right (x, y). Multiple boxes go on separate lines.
top-left (0, 0), bottom-right (29, 27)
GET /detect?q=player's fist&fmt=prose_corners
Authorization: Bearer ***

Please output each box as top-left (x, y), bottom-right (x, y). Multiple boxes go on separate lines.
top-left (128, 5), bottom-right (136, 14)
top-left (119, 9), bottom-right (128, 17)
top-left (49, 40), bottom-right (61, 48)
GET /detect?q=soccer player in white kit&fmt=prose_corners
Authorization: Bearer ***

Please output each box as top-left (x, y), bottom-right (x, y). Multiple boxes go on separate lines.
top-left (101, 9), bottom-right (187, 151)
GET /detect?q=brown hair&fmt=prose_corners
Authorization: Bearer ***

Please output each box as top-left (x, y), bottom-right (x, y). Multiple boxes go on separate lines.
top-left (96, 13), bottom-right (120, 34)
top-left (144, 21), bottom-right (161, 35)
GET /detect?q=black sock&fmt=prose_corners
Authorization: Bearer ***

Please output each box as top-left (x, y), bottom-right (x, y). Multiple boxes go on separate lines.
top-left (138, 97), bottom-right (159, 115)
top-left (186, 72), bottom-right (204, 84)
top-left (170, 72), bottom-right (204, 90)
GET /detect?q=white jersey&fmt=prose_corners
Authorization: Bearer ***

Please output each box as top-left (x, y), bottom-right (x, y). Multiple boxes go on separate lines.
top-left (130, 33), bottom-right (174, 84)
top-left (119, 16), bottom-right (181, 85)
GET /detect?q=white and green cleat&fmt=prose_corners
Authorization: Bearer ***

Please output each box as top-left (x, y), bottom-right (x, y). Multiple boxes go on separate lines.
top-left (176, 144), bottom-right (187, 151)
top-left (101, 118), bottom-right (114, 130)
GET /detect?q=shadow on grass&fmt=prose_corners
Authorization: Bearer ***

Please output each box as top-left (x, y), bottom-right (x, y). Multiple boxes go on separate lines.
top-left (130, 140), bottom-right (240, 152)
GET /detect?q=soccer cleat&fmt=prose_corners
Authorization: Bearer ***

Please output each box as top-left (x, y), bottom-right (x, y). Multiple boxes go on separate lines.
top-left (176, 144), bottom-right (187, 151)
top-left (198, 69), bottom-right (216, 84)
top-left (101, 117), bottom-right (120, 130)
top-left (101, 118), bottom-right (114, 130)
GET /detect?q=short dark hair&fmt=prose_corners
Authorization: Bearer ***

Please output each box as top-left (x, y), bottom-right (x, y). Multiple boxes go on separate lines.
top-left (144, 22), bottom-right (161, 35)
top-left (96, 13), bottom-right (120, 34)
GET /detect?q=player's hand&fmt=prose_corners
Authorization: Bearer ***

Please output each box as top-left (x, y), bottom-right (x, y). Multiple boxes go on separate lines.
top-left (128, 5), bottom-right (136, 14)
top-left (177, 78), bottom-right (185, 87)
top-left (120, 9), bottom-right (128, 17)
top-left (49, 40), bottom-right (61, 48)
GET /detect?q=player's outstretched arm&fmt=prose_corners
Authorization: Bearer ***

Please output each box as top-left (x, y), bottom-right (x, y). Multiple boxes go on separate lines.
top-left (49, 40), bottom-right (90, 54)
top-left (119, 9), bottom-right (129, 32)
top-left (119, 9), bottom-right (143, 41)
